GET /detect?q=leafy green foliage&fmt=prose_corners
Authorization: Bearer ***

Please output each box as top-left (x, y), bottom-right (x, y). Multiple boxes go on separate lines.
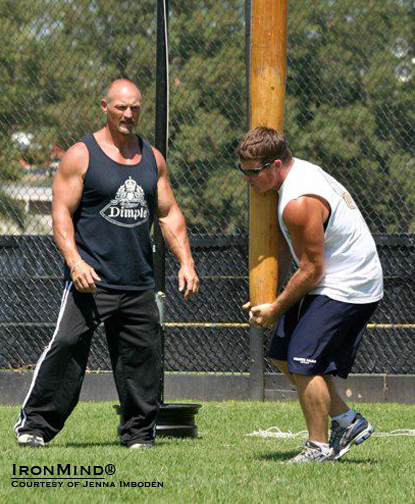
top-left (0, 137), bottom-right (25, 229)
top-left (286, 0), bottom-right (415, 233)
top-left (0, 0), bottom-right (414, 233)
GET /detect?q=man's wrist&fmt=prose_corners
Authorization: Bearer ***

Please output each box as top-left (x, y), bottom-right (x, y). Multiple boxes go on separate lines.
top-left (70, 259), bottom-right (85, 275)
top-left (270, 299), bottom-right (282, 319)
top-left (67, 256), bottom-right (84, 270)
top-left (179, 259), bottom-right (195, 269)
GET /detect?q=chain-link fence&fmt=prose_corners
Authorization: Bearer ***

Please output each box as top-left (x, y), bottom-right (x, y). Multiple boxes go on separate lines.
top-left (0, 1), bottom-right (414, 377)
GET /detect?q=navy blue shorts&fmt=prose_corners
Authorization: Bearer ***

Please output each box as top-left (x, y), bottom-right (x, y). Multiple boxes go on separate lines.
top-left (267, 295), bottom-right (378, 379)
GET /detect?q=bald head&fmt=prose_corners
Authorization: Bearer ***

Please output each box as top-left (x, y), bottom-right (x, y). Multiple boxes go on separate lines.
top-left (104, 79), bottom-right (141, 104)
top-left (102, 79), bottom-right (142, 135)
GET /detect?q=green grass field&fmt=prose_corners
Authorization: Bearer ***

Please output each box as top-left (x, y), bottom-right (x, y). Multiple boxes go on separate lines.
top-left (1, 401), bottom-right (414, 503)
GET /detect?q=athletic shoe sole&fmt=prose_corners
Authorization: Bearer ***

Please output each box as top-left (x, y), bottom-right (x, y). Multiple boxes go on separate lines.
top-left (129, 443), bottom-right (154, 449)
top-left (333, 424), bottom-right (374, 460)
top-left (17, 435), bottom-right (45, 448)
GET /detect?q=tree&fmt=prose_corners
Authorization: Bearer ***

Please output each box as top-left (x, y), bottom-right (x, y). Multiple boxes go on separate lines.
top-left (0, 137), bottom-right (25, 229)
top-left (285, 0), bottom-right (415, 233)
top-left (0, 0), bottom-right (414, 235)
top-left (0, 0), bottom-right (158, 232)
top-left (168, 0), bottom-right (247, 234)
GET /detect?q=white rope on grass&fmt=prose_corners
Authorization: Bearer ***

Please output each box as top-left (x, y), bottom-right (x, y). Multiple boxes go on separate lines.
top-left (246, 427), bottom-right (415, 438)
top-left (372, 429), bottom-right (415, 437)
top-left (246, 427), bottom-right (308, 438)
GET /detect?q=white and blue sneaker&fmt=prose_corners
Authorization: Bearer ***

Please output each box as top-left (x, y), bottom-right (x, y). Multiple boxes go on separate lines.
top-left (17, 434), bottom-right (45, 447)
top-left (287, 440), bottom-right (334, 463)
top-left (329, 413), bottom-right (374, 460)
top-left (129, 441), bottom-right (155, 449)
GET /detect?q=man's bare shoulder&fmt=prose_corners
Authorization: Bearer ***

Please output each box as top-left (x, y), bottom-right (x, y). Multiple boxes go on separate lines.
top-left (151, 146), bottom-right (167, 176)
top-left (151, 145), bottom-right (164, 163)
top-left (58, 142), bottom-right (89, 176)
top-left (283, 196), bottom-right (326, 229)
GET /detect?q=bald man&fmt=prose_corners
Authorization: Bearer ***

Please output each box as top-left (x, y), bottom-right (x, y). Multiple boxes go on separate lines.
top-left (15, 79), bottom-right (199, 448)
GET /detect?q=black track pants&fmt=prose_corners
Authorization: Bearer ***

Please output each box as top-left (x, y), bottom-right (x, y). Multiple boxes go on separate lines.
top-left (14, 283), bottom-right (162, 446)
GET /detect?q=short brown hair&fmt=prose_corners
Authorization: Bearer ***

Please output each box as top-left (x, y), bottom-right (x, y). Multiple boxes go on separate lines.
top-left (236, 126), bottom-right (292, 164)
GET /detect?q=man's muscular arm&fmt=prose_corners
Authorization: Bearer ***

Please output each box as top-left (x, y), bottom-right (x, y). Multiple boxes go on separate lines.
top-left (152, 147), bottom-right (199, 300)
top-left (245, 196), bottom-right (327, 327)
top-left (52, 143), bottom-right (101, 292)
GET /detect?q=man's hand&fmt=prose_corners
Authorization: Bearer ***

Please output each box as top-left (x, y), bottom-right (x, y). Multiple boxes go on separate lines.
top-left (71, 262), bottom-right (101, 293)
top-left (242, 301), bottom-right (278, 329)
top-left (178, 265), bottom-right (199, 300)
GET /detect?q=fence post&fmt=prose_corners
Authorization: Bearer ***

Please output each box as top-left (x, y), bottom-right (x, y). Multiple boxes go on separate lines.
top-left (155, 0), bottom-right (169, 402)
top-left (249, 326), bottom-right (264, 400)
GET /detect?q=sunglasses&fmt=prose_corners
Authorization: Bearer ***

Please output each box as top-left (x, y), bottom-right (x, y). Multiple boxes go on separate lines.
top-left (236, 161), bottom-right (273, 176)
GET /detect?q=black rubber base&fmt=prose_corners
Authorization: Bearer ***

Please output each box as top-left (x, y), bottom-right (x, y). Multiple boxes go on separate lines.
top-left (156, 403), bottom-right (202, 438)
top-left (113, 402), bottom-right (202, 439)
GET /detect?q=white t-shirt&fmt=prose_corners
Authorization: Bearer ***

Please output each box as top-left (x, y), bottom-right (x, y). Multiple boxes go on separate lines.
top-left (277, 158), bottom-right (383, 304)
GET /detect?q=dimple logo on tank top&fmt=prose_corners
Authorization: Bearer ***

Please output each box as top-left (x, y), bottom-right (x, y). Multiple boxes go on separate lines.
top-left (100, 177), bottom-right (149, 227)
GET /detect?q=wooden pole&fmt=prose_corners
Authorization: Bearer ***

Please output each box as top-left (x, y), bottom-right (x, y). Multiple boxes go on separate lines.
top-left (249, 0), bottom-right (287, 305)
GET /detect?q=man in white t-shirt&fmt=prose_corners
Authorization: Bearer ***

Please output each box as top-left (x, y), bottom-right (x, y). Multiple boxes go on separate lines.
top-left (237, 126), bottom-right (383, 463)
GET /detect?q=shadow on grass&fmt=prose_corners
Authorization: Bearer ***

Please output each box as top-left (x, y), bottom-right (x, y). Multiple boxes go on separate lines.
top-left (256, 450), bottom-right (299, 462)
top-left (336, 457), bottom-right (379, 465)
top-left (57, 441), bottom-right (121, 448)
top-left (60, 439), bottom-right (175, 448)
top-left (256, 451), bottom-right (379, 464)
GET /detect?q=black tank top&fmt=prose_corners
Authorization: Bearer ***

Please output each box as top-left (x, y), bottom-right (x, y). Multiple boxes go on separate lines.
top-left (64, 134), bottom-right (157, 290)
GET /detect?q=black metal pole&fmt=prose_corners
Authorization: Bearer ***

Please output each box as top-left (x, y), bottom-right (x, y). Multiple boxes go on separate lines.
top-left (155, 0), bottom-right (168, 285)
top-left (249, 326), bottom-right (265, 400)
top-left (155, 0), bottom-right (169, 162)
top-left (153, 1), bottom-right (201, 437)
top-left (155, 0), bottom-right (169, 404)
